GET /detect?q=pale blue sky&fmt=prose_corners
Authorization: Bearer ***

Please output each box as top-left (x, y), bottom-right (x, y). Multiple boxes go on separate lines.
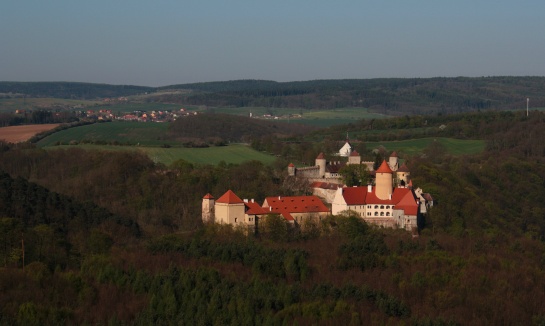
top-left (1, 0), bottom-right (544, 86)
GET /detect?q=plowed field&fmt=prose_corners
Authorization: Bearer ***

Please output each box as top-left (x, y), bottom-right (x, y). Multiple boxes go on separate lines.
top-left (0, 124), bottom-right (60, 143)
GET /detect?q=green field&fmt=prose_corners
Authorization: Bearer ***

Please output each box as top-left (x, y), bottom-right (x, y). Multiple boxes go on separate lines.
top-left (45, 144), bottom-right (277, 166)
top-left (367, 137), bottom-right (486, 156)
top-left (37, 121), bottom-right (173, 147)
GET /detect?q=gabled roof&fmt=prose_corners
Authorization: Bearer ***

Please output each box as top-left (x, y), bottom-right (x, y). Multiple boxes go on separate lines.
top-left (316, 152), bottom-right (325, 159)
top-left (203, 193), bottom-right (214, 199)
top-left (390, 151), bottom-right (398, 157)
top-left (341, 186), bottom-right (369, 205)
top-left (263, 196), bottom-right (329, 214)
top-left (376, 160), bottom-right (393, 173)
top-left (394, 190), bottom-right (419, 216)
top-left (288, 163), bottom-right (295, 167)
top-left (350, 150), bottom-right (360, 157)
top-left (245, 201), bottom-right (268, 215)
top-left (216, 190), bottom-right (244, 204)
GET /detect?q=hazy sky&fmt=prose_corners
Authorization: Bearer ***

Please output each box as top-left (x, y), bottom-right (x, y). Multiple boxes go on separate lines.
top-left (2, 0), bottom-right (544, 86)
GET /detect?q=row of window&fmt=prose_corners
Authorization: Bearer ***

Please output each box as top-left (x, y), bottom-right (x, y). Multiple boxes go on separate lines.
top-left (366, 212), bottom-right (391, 217)
top-left (354, 205), bottom-right (392, 210)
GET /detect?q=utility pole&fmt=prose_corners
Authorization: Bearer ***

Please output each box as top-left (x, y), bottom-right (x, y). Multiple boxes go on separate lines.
top-left (21, 233), bottom-right (25, 272)
top-left (527, 98), bottom-right (529, 117)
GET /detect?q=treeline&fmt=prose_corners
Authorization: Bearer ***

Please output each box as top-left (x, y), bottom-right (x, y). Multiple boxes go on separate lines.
top-left (0, 82), bottom-right (153, 100)
top-left (308, 110), bottom-right (534, 142)
top-left (0, 110), bottom-right (77, 127)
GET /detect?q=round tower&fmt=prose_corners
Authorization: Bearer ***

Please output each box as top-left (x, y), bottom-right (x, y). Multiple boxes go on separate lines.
top-left (202, 193), bottom-right (215, 223)
top-left (315, 152), bottom-right (326, 178)
top-left (288, 163), bottom-right (295, 176)
top-left (375, 160), bottom-right (393, 200)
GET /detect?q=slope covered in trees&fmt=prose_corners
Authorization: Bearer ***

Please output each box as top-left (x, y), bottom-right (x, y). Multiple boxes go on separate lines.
top-left (2, 111), bottom-right (545, 324)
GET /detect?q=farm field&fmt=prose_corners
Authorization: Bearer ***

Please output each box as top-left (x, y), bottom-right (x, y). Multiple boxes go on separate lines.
top-left (366, 137), bottom-right (486, 156)
top-left (0, 124), bottom-right (60, 143)
top-left (37, 121), bottom-right (173, 147)
top-left (45, 144), bottom-right (277, 166)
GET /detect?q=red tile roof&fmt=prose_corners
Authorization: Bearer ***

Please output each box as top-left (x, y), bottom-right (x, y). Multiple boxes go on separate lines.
top-left (350, 150), bottom-right (360, 156)
top-left (216, 190), bottom-right (244, 204)
top-left (263, 196), bottom-right (329, 214)
top-left (203, 193), bottom-right (214, 199)
top-left (245, 201), bottom-right (268, 215)
top-left (316, 152), bottom-right (325, 159)
top-left (390, 151), bottom-right (398, 157)
top-left (394, 191), bottom-right (419, 216)
top-left (376, 160), bottom-right (392, 173)
top-left (288, 163), bottom-right (295, 167)
top-left (341, 186), bottom-right (369, 205)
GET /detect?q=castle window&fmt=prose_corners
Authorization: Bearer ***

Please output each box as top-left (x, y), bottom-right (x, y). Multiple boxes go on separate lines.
top-left (235, 218), bottom-right (238, 223)
top-left (374, 205), bottom-right (378, 209)
top-left (380, 205), bottom-right (384, 209)
top-left (380, 212), bottom-right (384, 216)
top-left (374, 212), bottom-right (378, 216)
top-left (386, 212), bottom-right (390, 216)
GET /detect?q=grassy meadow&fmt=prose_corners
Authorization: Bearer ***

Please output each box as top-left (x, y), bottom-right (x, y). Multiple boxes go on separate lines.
top-left (37, 121), bottom-right (173, 147)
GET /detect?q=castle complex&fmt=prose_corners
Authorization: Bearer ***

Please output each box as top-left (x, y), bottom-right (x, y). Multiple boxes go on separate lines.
top-left (203, 140), bottom-right (432, 233)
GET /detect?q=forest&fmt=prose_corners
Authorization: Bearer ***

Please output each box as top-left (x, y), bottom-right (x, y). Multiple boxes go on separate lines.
top-left (1, 111), bottom-right (545, 325)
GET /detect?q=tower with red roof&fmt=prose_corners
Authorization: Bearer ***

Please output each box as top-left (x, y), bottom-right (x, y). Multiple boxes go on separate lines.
top-left (215, 190), bottom-right (245, 225)
top-left (375, 160), bottom-right (393, 200)
top-left (202, 193), bottom-right (215, 223)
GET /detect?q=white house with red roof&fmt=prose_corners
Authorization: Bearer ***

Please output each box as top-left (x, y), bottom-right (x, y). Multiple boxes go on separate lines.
top-left (332, 160), bottom-right (420, 230)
